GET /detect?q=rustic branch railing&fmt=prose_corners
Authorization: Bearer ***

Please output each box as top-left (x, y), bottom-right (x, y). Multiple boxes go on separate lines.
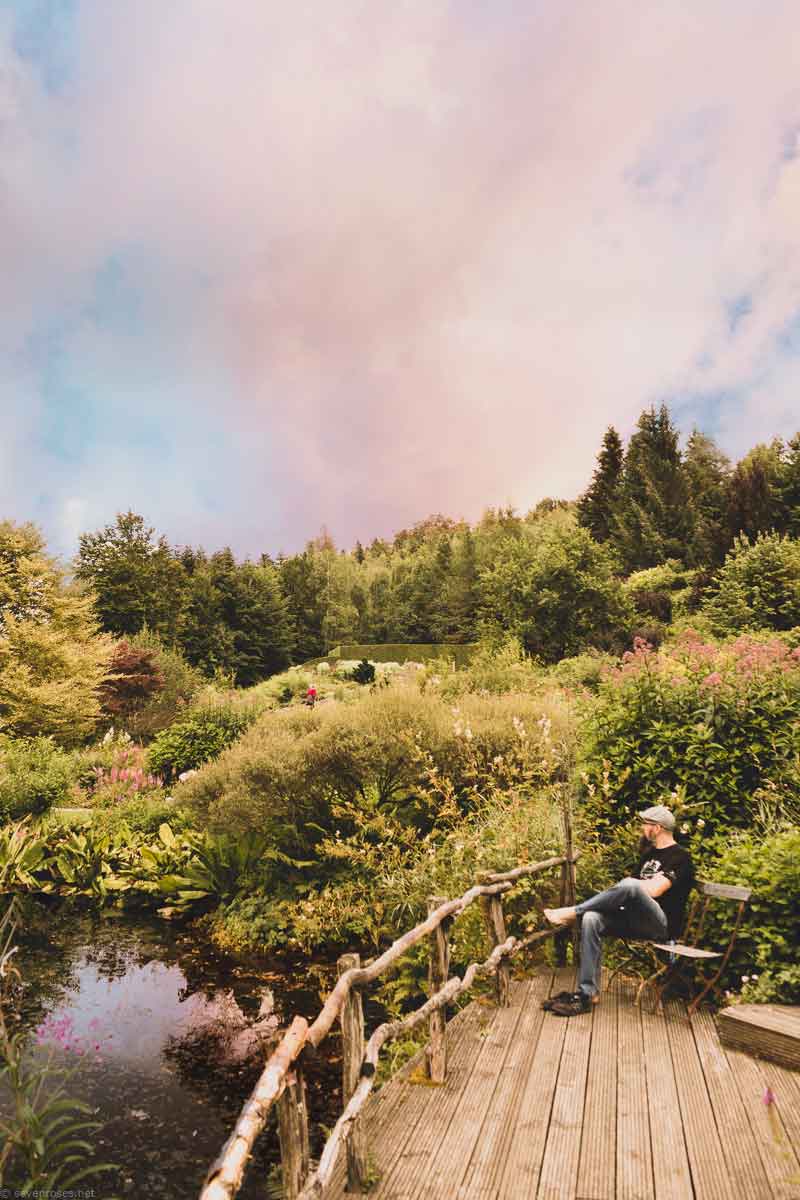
top-left (199, 852), bottom-right (578, 1200)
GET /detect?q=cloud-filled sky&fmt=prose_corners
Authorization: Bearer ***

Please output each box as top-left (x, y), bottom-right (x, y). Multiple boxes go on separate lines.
top-left (2, 0), bottom-right (799, 560)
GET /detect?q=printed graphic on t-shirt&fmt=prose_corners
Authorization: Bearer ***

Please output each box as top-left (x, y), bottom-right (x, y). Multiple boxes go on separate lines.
top-left (639, 858), bottom-right (674, 880)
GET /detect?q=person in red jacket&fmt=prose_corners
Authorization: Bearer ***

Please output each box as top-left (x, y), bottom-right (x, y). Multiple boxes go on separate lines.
top-left (305, 684), bottom-right (317, 707)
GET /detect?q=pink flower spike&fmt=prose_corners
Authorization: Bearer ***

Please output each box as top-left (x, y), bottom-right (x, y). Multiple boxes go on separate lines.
top-left (763, 1087), bottom-right (776, 1106)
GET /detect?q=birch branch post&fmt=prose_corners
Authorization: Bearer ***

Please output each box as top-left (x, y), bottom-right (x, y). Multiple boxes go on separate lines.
top-left (427, 895), bottom-right (450, 1082)
top-left (200, 1016), bottom-right (309, 1200)
top-left (338, 953), bottom-right (368, 1192)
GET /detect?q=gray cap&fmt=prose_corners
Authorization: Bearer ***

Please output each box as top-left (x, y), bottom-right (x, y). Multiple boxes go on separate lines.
top-left (638, 805), bottom-right (676, 831)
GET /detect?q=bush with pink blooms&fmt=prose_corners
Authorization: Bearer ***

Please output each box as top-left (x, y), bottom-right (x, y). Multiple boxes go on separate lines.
top-left (580, 630), bottom-right (800, 844)
top-left (85, 741), bottom-right (163, 807)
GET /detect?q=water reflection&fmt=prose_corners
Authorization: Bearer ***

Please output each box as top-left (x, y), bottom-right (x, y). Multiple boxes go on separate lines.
top-left (3, 902), bottom-right (342, 1199)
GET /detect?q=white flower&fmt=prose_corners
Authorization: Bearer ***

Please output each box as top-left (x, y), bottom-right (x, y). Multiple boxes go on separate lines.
top-left (741, 975), bottom-right (750, 983)
top-left (697, 818), bottom-right (706, 829)
top-left (464, 727), bottom-right (473, 741)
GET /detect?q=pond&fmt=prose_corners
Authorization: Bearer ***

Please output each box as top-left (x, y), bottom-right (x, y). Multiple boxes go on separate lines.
top-left (2, 901), bottom-right (351, 1199)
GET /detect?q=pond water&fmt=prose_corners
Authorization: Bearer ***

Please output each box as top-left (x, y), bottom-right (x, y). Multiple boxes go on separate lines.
top-left (2, 901), bottom-right (349, 1199)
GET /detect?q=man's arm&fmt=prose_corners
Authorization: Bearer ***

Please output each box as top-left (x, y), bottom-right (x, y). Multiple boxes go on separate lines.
top-left (639, 873), bottom-right (672, 899)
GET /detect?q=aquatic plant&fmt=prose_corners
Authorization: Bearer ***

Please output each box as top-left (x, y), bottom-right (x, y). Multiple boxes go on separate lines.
top-left (0, 899), bottom-right (114, 1192)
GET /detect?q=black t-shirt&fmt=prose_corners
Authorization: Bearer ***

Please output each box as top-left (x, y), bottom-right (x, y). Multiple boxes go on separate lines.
top-left (635, 842), bottom-right (695, 939)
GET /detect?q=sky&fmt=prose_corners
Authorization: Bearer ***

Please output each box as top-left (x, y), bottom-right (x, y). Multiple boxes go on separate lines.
top-left (1, 0), bottom-right (799, 562)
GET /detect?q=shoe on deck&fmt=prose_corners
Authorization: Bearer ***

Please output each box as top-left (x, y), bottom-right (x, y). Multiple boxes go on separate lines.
top-left (549, 991), bottom-right (593, 1017)
top-left (541, 990), bottom-right (574, 1011)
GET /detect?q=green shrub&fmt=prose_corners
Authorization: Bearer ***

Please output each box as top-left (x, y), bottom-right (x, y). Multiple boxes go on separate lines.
top-left (331, 643), bottom-right (477, 667)
top-left (478, 512), bottom-right (634, 662)
top-left (580, 631), bottom-right (800, 841)
top-left (548, 650), bottom-right (615, 694)
top-left (438, 636), bottom-right (541, 697)
top-left (91, 795), bottom-right (194, 837)
top-left (0, 737), bottom-right (79, 821)
top-left (182, 682), bottom-right (575, 853)
top-left (703, 532), bottom-right (800, 634)
top-left (147, 706), bottom-right (257, 781)
top-left (704, 826), bottom-right (800, 1002)
top-left (350, 658), bottom-right (376, 685)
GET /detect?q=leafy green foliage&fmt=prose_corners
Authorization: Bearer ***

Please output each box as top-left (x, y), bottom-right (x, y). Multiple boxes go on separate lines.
top-left (147, 705), bottom-right (258, 780)
top-left (479, 512), bottom-right (633, 662)
top-left (704, 825), bottom-right (800, 1001)
top-left (349, 658), bottom-right (376, 684)
top-left (0, 521), bottom-right (114, 745)
top-left (702, 532), bottom-right (800, 634)
top-left (0, 738), bottom-right (78, 821)
top-left (75, 510), bottom-right (186, 642)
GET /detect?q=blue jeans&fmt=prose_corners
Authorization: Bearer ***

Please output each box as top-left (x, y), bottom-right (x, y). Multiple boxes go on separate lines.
top-left (574, 877), bottom-right (668, 998)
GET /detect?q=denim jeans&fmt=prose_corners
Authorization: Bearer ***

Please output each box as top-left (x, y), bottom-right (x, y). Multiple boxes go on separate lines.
top-left (574, 877), bottom-right (668, 998)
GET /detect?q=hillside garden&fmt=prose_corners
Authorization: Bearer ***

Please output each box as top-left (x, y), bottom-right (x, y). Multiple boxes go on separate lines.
top-left (3, 413), bottom-right (800, 1190)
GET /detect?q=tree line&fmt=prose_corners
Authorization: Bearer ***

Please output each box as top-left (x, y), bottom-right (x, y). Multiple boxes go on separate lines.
top-left (65, 405), bottom-right (800, 682)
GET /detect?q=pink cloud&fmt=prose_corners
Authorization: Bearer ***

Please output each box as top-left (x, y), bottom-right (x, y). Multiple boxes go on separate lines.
top-left (1, 2), bottom-right (800, 555)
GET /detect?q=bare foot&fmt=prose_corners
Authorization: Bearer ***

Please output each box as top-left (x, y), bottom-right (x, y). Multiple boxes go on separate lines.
top-left (543, 906), bottom-right (577, 928)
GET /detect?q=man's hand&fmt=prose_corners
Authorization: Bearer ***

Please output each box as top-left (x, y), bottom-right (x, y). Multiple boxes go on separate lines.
top-left (639, 872), bottom-right (672, 899)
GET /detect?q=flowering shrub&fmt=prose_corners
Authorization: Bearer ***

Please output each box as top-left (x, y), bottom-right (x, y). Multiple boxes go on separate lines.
top-left (580, 631), bottom-right (800, 840)
top-left (90, 741), bottom-right (162, 805)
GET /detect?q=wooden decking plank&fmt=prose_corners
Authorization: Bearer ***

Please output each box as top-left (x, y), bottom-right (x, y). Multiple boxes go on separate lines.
top-left (640, 1001), bottom-right (692, 1200)
top-left (457, 972), bottom-right (555, 1198)
top-left (689, 1008), bottom-right (770, 1200)
top-left (616, 978), bottom-right (654, 1200)
top-left (326, 1001), bottom-right (490, 1199)
top-left (758, 1058), bottom-right (800, 1153)
top-left (538, 981), bottom-right (594, 1199)
top-left (723, 1044), bottom-right (800, 1200)
top-left (413, 978), bottom-right (533, 1199)
top-left (662, 1004), bottom-right (733, 1200)
top-left (496, 966), bottom-right (576, 1200)
top-left (576, 974), bottom-right (618, 1200)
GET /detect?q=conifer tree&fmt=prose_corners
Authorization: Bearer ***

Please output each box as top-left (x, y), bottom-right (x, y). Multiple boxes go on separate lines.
top-left (577, 427), bottom-right (624, 542)
top-left (780, 433), bottom-right (800, 537)
top-left (612, 405), bottom-right (692, 570)
top-left (443, 529), bottom-right (479, 642)
top-left (726, 441), bottom-right (787, 541)
top-left (76, 511), bottom-right (186, 642)
top-left (683, 430), bottom-right (731, 565)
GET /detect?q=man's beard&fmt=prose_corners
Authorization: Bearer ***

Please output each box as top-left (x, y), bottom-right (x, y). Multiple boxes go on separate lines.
top-left (638, 834), bottom-right (653, 855)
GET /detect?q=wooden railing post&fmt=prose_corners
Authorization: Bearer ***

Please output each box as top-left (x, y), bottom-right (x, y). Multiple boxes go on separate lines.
top-left (338, 952), bottom-right (369, 1192)
top-left (427, 896), bottom-right (450, 1083)
top-left (276, 1059), bottom-right (310, 1199)
top-left (478, 876), bottom-right (511, 1006)
top-left (562, 791), bottom-right (578, 957)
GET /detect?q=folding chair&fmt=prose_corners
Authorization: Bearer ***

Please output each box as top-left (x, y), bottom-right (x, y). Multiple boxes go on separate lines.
top-left (607, 880), bottom-right (751, 1015)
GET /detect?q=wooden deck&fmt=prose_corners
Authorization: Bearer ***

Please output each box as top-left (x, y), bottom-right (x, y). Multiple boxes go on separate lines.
top-left (325, 969), bottom-right (800, 1200)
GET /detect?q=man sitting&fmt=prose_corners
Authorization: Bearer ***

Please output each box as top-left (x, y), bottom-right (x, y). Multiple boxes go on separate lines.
top-left (542, 805), bottom-right (695, 1017)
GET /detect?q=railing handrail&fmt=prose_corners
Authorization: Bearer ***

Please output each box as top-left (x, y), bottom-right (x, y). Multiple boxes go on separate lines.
top-left (199, 851), bottom-right (579, 1200)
